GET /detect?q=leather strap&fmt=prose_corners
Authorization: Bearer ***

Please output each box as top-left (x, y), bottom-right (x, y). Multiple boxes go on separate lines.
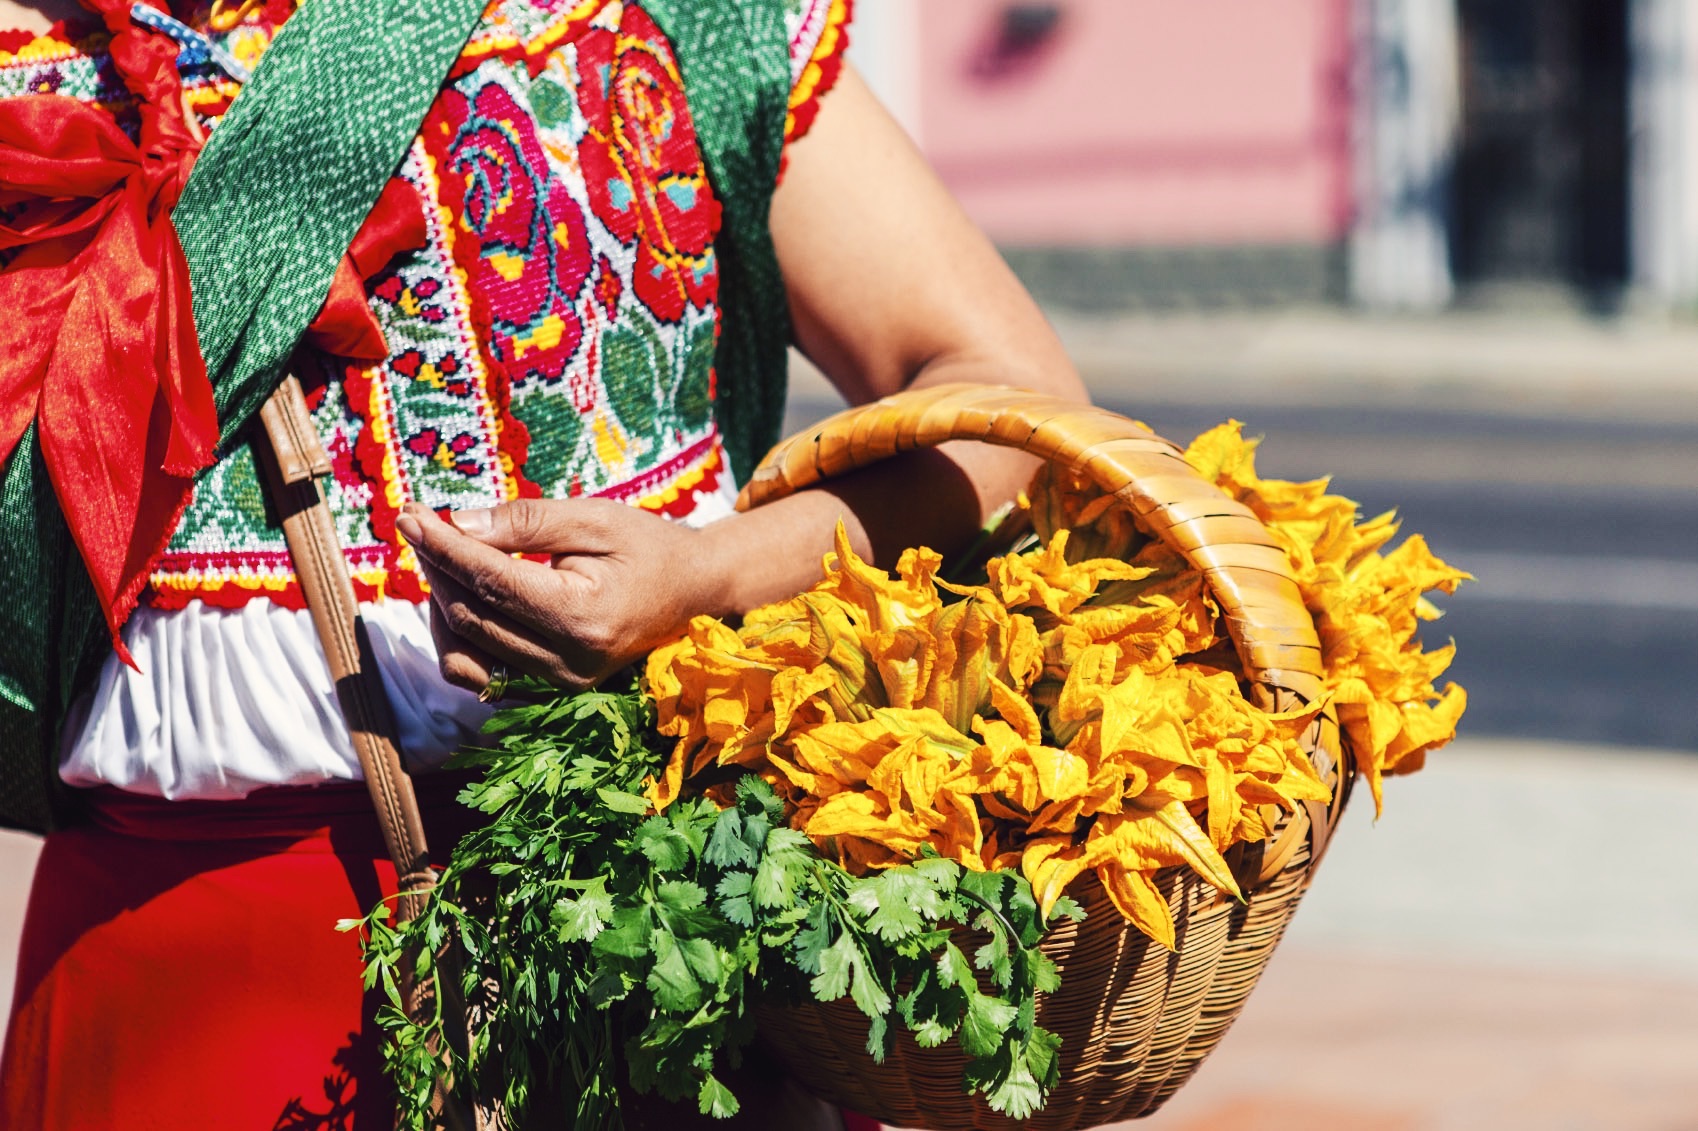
top-left (259, 377), bottom-right (493, 1131)
top-left (255, 375), bottom-right (436, 922)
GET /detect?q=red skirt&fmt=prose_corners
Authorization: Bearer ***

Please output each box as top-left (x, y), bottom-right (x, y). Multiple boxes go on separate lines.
top-left (0, 777), bottom-right (480, 1131)
top-left (1, 780), bottom-right (888, 1131)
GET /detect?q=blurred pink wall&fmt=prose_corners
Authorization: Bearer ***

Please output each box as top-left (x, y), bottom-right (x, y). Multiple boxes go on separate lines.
top-left (917, 0), bottom-right (1353, 247)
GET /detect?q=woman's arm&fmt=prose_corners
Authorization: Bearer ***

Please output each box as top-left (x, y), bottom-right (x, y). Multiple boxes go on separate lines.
top-left (400, 64), bottom-right (1087, 694)
top-left (711, 64), bottom-right (1086, 606)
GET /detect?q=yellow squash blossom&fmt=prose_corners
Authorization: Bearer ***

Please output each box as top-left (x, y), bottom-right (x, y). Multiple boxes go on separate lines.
top-left (1180, 422), bottom-right (1470, 813)
top-left (644, 424), bottom-right (1466, 948)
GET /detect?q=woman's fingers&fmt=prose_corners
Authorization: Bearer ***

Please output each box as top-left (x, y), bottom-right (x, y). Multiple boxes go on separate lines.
top-left (427, 589), bottom-right (596, 695)
top-left (427, 601), bottom-right (500, 694)
top-left (398, 504), bottom-right (565, 639)
top-left (443, 497), bottom-right (624, 557)
top-left (418, 560), bottom-right (589, 687)
top-left (400, 496), bottom-right (710, 694)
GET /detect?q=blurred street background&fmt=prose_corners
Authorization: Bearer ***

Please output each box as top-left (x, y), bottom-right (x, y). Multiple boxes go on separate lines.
top-left (837, 2), bottom-right (1698, 1127)
top-left (4, 1), bottom-right (1698, 1128)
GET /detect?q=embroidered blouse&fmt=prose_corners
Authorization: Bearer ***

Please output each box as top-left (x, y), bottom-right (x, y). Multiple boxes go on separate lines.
top-left (0, 0), bottom-right (852, 799)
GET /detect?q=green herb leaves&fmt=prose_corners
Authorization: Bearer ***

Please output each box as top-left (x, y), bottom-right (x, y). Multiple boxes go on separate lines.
top-left (350, 683), bottom-right (1078, 1129)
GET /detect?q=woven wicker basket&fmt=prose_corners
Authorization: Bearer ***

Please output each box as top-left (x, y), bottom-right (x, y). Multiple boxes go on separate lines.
top-left (735, 384), bottom-right (1355, 1130)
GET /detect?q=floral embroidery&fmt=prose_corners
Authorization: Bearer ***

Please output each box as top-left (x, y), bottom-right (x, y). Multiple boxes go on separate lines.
top-left (148, 373), bottom-right (420, 610)
top-left (435, 74), bottom-right (594, 388)
top-left (575, 6), bottom-right (719, 324)
top-left (1, 0), bottom-right (853, 611)
top-left (453, 0), bottom-right (603, 80)
top-left (0, 24), bottom-right (123, 108)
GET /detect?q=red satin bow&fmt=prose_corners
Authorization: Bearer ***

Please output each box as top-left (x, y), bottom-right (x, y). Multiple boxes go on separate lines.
top-left (0, 1), bottom-right (423, 665)
top-left (0, 4), bottom-right (208, 666)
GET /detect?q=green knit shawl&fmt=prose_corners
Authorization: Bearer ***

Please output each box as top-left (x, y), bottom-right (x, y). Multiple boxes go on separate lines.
top-left (0, 0), bottom-right (794, 832)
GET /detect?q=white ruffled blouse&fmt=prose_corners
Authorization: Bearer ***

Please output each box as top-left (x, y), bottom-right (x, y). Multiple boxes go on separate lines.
top-left (59, 481), bottom-right (738, 800)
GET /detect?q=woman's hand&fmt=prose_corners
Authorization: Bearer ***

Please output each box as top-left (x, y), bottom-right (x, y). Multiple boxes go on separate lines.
top-left (395, 498), bottom-right (731, 695)
top-left (398, 61), bottom-right (1092, 698)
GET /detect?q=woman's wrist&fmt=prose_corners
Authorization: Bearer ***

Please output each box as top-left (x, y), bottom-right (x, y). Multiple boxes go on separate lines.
top-left (693, 489), bottom-right (874, 618)
top-left (688, 514), bottom-right (747, 620)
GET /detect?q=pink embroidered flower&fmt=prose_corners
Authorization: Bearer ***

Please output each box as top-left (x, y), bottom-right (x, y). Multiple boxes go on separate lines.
top-left (576, 7), bottom-right (720, 325)
top-left (404, 427), bottom-right (483, 477)
top-left (438, 80), bottom-right (592, 385)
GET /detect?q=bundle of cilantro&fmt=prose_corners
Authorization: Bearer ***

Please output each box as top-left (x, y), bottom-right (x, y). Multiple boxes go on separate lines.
top-left (347, 680), bottom-right (1080, 1131)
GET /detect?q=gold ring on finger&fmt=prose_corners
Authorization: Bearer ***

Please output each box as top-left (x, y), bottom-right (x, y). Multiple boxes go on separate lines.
top-left (479, 663), bottom-right (511, 704)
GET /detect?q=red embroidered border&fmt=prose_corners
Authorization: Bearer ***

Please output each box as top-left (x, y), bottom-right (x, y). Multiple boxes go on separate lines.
top-left (786, 0), bottom-right (853, 146)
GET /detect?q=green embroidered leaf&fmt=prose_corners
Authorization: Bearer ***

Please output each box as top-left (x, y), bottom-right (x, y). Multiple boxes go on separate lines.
top-left (671, 318), bottom-right (717, 431)
top-left (527, 73), bottom-right (576, 131)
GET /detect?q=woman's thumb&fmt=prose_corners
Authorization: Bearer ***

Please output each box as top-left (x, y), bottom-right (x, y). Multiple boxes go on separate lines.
top-left (448, 500), bottom-right (561, 553)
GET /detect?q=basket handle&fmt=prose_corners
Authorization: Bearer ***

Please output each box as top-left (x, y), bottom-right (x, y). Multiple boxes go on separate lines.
top-left (738, 383), bottom-right (1325, 708)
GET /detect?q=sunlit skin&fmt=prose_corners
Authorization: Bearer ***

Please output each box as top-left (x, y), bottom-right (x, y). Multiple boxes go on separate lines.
top-left (0, 1), bottom-right (1091, 696)
top-left (0, 0), bottom-right (82, 30)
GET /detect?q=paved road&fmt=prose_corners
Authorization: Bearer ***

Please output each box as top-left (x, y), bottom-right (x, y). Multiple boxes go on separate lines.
top-left (787, 368), bottom-right (1698, 752)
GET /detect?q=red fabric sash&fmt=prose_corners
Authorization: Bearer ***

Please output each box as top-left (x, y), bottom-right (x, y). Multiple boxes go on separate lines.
top-left (309, 176), bottom-right (429, 364)
top-left (0, 3), bottom-right (209, 665)
top-left (0, 2), bottom-right (424, 664)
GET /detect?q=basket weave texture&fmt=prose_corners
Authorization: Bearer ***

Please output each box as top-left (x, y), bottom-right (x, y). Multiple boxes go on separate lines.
top-left (736, 384), bottom-right (1354, 1129)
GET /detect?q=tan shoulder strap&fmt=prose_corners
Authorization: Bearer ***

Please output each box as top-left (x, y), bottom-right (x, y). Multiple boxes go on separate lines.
top-left (255, 375), bottom-right (436, 921)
